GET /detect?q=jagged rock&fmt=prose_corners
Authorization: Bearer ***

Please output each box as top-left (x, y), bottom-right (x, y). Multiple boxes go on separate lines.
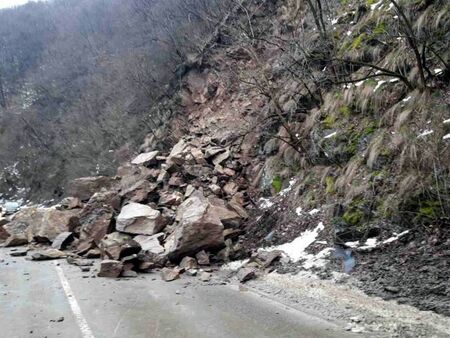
top-left (119, 165), bottom-right (158, 191)
top-left (133, 233), bottom-right (164, 253)
top-left (168, 175), bottom-right (184, 187)
top-left (60, 197), bottom-right (83, 210)
top-left (212, 148), bottom-right (230, 166)
top-left (52, 232), bottom-right (74, 250)
top-left (30, 249), bottom-right (66, 261)
top-left (100, 232), bottom-right (141, 260)
top-left (223, 181), bottom-right (239, 196)
top-left (185, 269), bottom-right (198, 276)
top-left (116, 203), bottom-right (164, 235)
top-left (160, 267), bottom-right (180, 282)
top-left (68, 176), bottom-right (117, 201)
top-left (209, 184), bottom-right (221, 195)
top-left (77, 192), bottom-right (117, 250)
top-left (223, 228), bottom-right (243, 240)
top-left (85, 249), bottom-right (101, 258)
top-left (237, 268), bottom-right (257, 283)
top-left (167, 192), bottom-right (224, 260)
top-left (120, 180), bottom-right (157, 203)
top-left (157, 169), bottom-right (169, 184)
top-left (159, 191), bottom-right (183, 206)
top-left (131, 151), bottom-right (159, 166)
top-left (209, 197), bottom-right (242, 227)
top-left (167, 139), bottom-right (187, 165)
top-left (205, 146), bottom-right (225, 159)
top-left (191, 148), bottom-right (207, 165)
top-left (183, 164), bottom-right (212, 178)
top-left (185, 185), bottom-right (195, 197)
top-left (196, 250), bottom-right (210, 265)
top-left (229, 194), bottom-right (249, 219)
top-left (0, 216), bottom-right (9, 227)
top-left (4, 234), bottom-right (28, 247)
top-left (98, 260), bottom-right (123, 278)
top-left (0, 219), bottom-right (9, 242)
top-left (179, 256), bottom-right (198, 270)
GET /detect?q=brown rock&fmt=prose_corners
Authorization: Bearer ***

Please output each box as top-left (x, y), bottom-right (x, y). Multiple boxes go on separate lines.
top-left (68, 176), bottom-right (117, 201)
top-left (167, 192), bottom-right (224, 260)
top-left (4, 234), bottom-right (28, 247)
top-left (168, 175), bottom-right (184, 187)
top-left (179, 256), bottom-right (198, 270)
top-left (208, 198), bottom-right (242, 228)
top-left (237, 268), bottom-right (257, 283)
top-left (159, 191), bottom-right (183, 206)
top-left (120, 180), bottom-right (157, 203)
top-left (160, 267), bottom-right (180, 282)
top-left (200, 272), bottom-right (212, 282)
top-left (116, 203), bottom-right (164, 236)
top-left (100, 232), bottom-right (141, 260)
top-left (98, 260), bottom-right (123, 278)
top-left (30, 249), bottom-right (66, 261)
top-left (133, 234), bottom-right (164, 254)
top-left (223, 182), bottom-right (239, 196)
top-left (196, 250), bottom-right (210, 265)
top-left (209, 184), bottom-right (222, 195)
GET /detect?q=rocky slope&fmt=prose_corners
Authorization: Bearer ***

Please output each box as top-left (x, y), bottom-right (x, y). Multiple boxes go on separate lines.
top-left (1, 0), bottom-right (449, 320)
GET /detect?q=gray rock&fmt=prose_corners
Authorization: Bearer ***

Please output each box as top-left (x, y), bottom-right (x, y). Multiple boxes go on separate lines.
top-left (52, 232), bottom-right (74, 250)
top-left (116, 203), bottom-right (164, 236)
top-left (98, 260), bottom-right (123, 278)
top-left (160, 267), bottom-right (180, 282)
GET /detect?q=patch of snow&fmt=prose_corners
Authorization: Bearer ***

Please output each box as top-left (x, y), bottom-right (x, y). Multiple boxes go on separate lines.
top-left (373, 80), bottom-right (387, 92)
top-left (389, 78), bottom-right (399, 83)
top-left (443, 119), bottom-right (450, 124)
top-left (417, 130), bottom-right (434, 138)
top-left (370, 0), bottom-right (383, 11)
top-left (324, 131), bottom-right (337, 139)
top-left (355, 81), bottom-right (365, 87)
top-left (359, 238), bottom-right (378, 250)
top-left (259, 198), bottom-right (274, 209)
top-left (295, 206), bottom-right (303, 216)
top-left (434, 68), bottom-right (443, 75)
top-left (443, 134), bottom-right (450, 140)
top-left (382, 230), bottom-right (409, 244)
top-left (265, 222), bottom-right (325, 262)
top-left (402, 96), bottom-right (412, 102)
top-left (279, 178), bottom-right (297, 196)
top-left (346, 30), bottom-right (352, 36)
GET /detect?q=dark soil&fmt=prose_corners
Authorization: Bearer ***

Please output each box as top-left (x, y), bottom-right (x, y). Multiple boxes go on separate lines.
top-left (351, 226), bottom-right (450, 316)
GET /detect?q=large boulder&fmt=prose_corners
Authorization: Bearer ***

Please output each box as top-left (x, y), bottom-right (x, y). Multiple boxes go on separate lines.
top-left (0, 217), bottom-right (10, 242)
top-left (116, 203), bottom-right (164, 236)
top-left (119, 180), bottom-right (157, 203)
top-left (208, 197), bottom-right (243, 228)
top-left (167, 191), bottom-right (224, 260)
top-left (67, 176), bottom-right (117, 201)
top-left (4, 207), bottom-right (80, 244)
top-left (76, 191), bottom-right (118, 251)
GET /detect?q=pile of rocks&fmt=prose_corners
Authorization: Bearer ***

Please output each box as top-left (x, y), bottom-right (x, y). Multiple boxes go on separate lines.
top-left (0, 136), bottom-right (255, 280)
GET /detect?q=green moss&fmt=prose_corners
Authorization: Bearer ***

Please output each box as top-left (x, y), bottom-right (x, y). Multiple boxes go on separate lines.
top-left (338, 105), bottom-right (351, 118)
top-left (373, 22), bottom-right (386, 35)
top-left (322, 115), bottom-right (335, 129)
top-left (343, 209), bottom-right (365, 226)
top-left (325, 176), bottom-right (335, 194)
top-left (351, 33), bottom-right (365, 50)
top-left (271, 176), bottom-right (282, 193)
top-left (417, 200), bottom-right (440, 220)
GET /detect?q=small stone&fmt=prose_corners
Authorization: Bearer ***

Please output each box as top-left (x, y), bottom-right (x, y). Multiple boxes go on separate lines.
top-left (384, 286), bottom-right (400, 293)
top-left (200, 272), bottom-right (212, 282)
top-left (179, 256), bottom-right (198, 270)
top-left (196, 250), bottom-right (210, 265)
top-left (97, 260), bottom-right (123, 278)
top-left (237, 268), bottom-right (256, 283)
top-left (121, 270), bottom-right (138, 278)
top-left (160, 267), bottom-right (180, 282)
top-left (9, 249), bottom-right (28, 257)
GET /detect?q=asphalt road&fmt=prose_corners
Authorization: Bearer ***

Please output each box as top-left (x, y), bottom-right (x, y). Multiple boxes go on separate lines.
top-left (0, 247), bottom-right (353, 338)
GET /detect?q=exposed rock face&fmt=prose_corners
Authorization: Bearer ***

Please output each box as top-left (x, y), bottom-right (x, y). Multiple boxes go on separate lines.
top-left (116, 203), bottom-right (164, 235)
top-left (131, 151), bottom-right (159, 166)
top-left (68, 176), bottom-right (117, 201)
top-left (52, 232), bottom-right (74, 250)
top-left (167, 191), bottom-right (224, 260)
top-left (98, 260), bottom-right (123, 278)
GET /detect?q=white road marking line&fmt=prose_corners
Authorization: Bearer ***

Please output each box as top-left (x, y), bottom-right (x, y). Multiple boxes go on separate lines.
top-left (54, 262), bottom-right (96, 338)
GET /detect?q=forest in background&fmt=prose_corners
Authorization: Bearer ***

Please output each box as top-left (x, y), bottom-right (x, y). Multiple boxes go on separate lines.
top-left (0, 0), bottom-right (230, 200)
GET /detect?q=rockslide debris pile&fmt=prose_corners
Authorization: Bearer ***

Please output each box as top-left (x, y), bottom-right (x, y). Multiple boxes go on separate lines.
top-left (0, 136), bottom-right (280, 281)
